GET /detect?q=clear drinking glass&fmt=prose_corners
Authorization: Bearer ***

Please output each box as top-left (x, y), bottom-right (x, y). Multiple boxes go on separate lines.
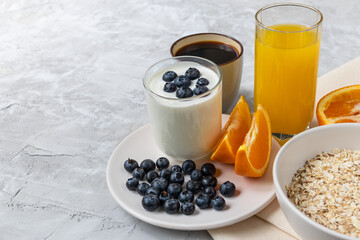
top-left (254, 3), bottom-right (323, 141)
top-left (143, 56), bottom-right (222, 161)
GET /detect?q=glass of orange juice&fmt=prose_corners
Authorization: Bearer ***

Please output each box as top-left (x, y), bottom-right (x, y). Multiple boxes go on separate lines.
top-left (254, 3), bottom-right (322, 141)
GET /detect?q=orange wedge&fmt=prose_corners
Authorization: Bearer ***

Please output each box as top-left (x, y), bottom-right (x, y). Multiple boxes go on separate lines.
top-left (235, 104), bottom-right (272, 177)
top-left (316, 85), bottom-right (360, 125)
top-left (210, 96), bottom-right (251, 164)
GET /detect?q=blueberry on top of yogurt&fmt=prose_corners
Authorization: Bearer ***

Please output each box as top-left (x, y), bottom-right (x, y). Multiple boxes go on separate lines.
top-left (174, 75), bottom-right (191, 88)
top-left (185, 67), bottom-right (200, 80)
top-left (162, 71), bottom-right (177, 82)
top-left (194, 85), bottom-right (209, 95)
top-left (196, 78), bottom-right (209, 86)
top-left (156, 64), bottom-right (216, 99)
top-left (176, 87), bottom-right (193, 98)
top-left (163, 82), bottom-right (177, 93)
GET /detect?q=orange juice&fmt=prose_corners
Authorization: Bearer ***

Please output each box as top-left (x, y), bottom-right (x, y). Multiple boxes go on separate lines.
top-left (254, 24), bottom-right (321, 135)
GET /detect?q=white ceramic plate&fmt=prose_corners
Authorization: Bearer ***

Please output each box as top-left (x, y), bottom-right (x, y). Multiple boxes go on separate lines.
top-left (106, 115), bottom-right (280, 230)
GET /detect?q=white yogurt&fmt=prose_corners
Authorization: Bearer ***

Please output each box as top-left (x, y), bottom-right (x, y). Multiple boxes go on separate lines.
top-left (144, 58), bottom-right (222, 161)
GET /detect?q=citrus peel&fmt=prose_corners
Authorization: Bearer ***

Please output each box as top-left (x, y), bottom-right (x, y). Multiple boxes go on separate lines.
top-left (210, 96), bottom-right (251, 164)
top-left (316, 85), bottom-right (360, 125)
top-left (234, 104), bottom-right (272, 177)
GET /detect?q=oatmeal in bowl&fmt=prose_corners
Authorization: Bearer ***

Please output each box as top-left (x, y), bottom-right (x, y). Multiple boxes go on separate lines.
top-left (287, 149), bottom-right (360, 238)
top-left (273, 123), bottom-right (360, 240)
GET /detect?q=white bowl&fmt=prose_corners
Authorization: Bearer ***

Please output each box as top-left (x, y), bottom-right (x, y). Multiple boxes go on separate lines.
top-left (273, 123), bottom-right (360, 240)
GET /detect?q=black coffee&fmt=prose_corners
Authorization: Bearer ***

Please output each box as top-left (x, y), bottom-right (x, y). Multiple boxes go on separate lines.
top-left (175, 41), bottom-right (239, 65)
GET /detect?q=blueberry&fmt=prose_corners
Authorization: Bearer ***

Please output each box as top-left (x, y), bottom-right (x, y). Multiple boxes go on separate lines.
top-left (174, 75), bottom-right (191, 88)
top-left (132, 167), bottom-right (145, 180)
top-left (156, 157), bottom-right (170, 170)
top-left (159, 169), bottom-right (172, 181)
top-left (163, 199), bottom-right (180, 214)
top-left (182, 160), bottom-right (196, 175)
top-left (203, 186), bottom-right (217, 199)
top-left (185, 67), bottom-right (200, 80)
top-left (126, 177), bottom-right (139, 191)
top-left (190, 169), bottom-right (203, 181)
top-left (136, 182), bottom-right (150, 196)
top-left (163, 82), bottom-right (177, 93)
top-left (201, 163), bottom-right (216, 176)
top-left (124, 158), bottom-right (139, 173)
top-left (142, 195), bottom-right (160, 211)
top-left (181, 202), bottom-right (195, 215)
top-left (151, 177), bottom-right (169, 192)
top-left (186, 180), bottom-right (202, 194)
top-left (159, 191), bottom-right (171, 206)
top-left (196, 78), bottom-right (209, 86)
top-left (194, 85), bottom-right (209, 95)
top-left (169, 172), bottom-right (184, 185)
top-left (167, 183), bottom-right (182, 198)
top-left (176, 86), bottom-right (193, 99)
top-left (211, 196), bottom-right (226, 210)
top-left (146, 170), bottom-right (159, 183)
top-left (145, 187), bottom-right (160, 197)
top-left (162, 71), bottom-right (177, 82)
top-left (178, 190), bottom-right (194, 203)
top-left (170, 165), bottom-right (182, 173)
top-left (196, 194), bottom-right (211, 209)
top-left (140, 159), bottom-right (156, 173)
top-left (220, 181), bottom-right (236, 197)
top-left (201, 176), bottom-right (218, 188)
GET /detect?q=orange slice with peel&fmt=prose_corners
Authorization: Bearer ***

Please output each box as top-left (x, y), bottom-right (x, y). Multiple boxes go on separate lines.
top-left (235, 104), bottom-right (272, 177)
top-left (210, 96), bottom-right (251, 164)
top-left (316, 85), bottom-right (360, 125)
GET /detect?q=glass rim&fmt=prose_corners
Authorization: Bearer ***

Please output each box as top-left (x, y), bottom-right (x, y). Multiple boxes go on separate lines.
top-left (255, 3), bottom-right (323, 33)
top-left (143, 56), bottom-right (222, 101)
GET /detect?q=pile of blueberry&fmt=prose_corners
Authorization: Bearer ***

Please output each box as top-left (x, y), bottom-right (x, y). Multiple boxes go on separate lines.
top-left (162, 67), bottom-right (210, 98)
top-left (124, 157), bottom-right (236, 215)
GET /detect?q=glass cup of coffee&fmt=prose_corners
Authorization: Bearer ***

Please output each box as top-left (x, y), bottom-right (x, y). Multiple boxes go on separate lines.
top-left (171, 33), bottom-right (243, 113)
top-left (143, 56), bottom-right (222, 161)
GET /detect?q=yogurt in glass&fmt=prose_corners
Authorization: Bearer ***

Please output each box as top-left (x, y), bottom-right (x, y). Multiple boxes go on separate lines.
top-left (143, 56), bottom-right (222, 161)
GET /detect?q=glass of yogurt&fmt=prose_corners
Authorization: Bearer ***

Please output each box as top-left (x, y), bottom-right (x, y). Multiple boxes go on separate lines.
top-left (143, 56), bottom-right (222, 161)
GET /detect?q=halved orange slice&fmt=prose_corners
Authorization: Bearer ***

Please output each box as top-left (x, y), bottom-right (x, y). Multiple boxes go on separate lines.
top-left (234, 104), bottom-right (272, 177)
top-left (210, 96), bottom-right (251, 164)
top-left (316, 85), bottom-right (360, 125)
